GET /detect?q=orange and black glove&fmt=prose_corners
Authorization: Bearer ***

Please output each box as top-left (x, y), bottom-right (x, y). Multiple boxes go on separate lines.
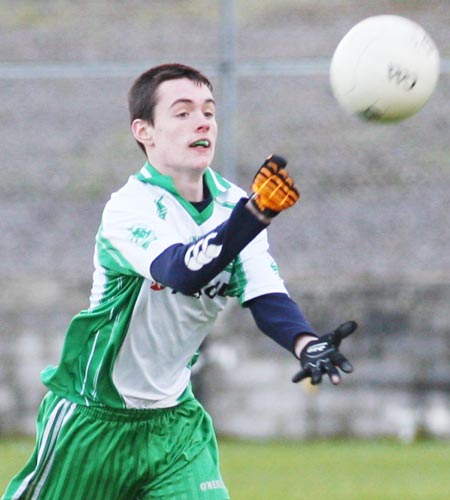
top-left (249, 154), bottom-right (300, 220)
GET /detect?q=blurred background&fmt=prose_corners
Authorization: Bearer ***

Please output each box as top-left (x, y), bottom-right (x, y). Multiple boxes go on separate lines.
top-left (0, 0), bottom-right (449, 442)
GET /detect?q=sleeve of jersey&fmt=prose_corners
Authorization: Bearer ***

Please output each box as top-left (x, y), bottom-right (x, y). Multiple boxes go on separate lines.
top-left (150, 198), bottom-right (268, 295)
top-left (96, 186), bottom-right (183, 279)
top-left (246, 292), bottom-right (316, 353)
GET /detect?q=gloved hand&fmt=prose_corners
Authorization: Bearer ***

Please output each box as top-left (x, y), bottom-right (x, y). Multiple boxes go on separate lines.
top-left (292, 321), bottom-right (358, 385)
top-left (249, 154), bottom-right (299, 220)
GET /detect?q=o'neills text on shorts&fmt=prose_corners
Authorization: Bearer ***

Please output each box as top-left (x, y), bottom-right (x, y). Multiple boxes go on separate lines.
top-left (200, 479), bottom-right (226, 492)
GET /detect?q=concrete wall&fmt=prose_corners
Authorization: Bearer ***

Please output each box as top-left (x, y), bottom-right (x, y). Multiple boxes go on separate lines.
top-left (2, 275), bottom-right (448, 439)
top-left (201, 277), bottom-right (450, 440)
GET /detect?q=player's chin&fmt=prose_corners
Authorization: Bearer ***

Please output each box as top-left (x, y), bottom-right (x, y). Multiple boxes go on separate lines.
top-left (189, 147), bottom-right (215, 167)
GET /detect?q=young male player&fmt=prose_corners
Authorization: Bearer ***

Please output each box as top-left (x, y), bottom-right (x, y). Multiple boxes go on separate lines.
top-left (2, 63), bottom-right (357, 500)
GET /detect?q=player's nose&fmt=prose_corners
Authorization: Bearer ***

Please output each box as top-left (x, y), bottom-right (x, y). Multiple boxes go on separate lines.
top-left (195, 119), bottom-right (210, 132)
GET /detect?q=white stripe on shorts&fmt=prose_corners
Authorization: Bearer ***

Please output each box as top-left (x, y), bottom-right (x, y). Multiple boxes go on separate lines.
top-left (12, 398), bottom-right (76, 500)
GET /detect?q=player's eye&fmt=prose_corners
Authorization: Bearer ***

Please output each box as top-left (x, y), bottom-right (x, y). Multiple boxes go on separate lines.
top-left (176, 111), bottom-right (189, 118)
top-left (204, 111), bottom-right (214, 118)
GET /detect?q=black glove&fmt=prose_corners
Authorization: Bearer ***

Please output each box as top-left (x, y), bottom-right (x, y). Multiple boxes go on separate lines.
top-left (292, 321), bottom-right (358, 385)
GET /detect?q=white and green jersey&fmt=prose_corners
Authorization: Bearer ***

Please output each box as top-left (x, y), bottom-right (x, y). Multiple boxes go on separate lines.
top-left (42, 162), bottom-right (287, 409)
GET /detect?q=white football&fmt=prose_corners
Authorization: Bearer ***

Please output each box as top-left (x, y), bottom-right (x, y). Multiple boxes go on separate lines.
top-left (330, 15), bottom-right (440, 122)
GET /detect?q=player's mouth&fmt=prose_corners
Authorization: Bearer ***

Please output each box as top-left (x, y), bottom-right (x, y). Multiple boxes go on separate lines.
top-left (189, 139), bottom-right (211, 149)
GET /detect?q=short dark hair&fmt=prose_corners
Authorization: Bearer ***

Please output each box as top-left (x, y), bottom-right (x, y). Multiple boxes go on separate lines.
top-left (128, 63), bottom-right (213, 153)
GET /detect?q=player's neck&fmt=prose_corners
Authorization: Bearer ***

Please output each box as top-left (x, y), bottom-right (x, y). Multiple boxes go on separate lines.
top-left (147, 157), bottom-right (207, 202)
top-left (172, 170), bottom-right (205, 202)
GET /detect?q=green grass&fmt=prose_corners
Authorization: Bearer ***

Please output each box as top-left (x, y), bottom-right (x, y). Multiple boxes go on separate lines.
top-left (220, 438), bottom-right (450, 500)
top-left (2, 437), bottom-right (450, 499)
top-left (0, 437), bottom-right (35, 492)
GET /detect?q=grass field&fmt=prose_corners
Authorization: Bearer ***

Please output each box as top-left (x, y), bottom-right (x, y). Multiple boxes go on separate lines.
top-left (1, 436), bottom-right (450, 499)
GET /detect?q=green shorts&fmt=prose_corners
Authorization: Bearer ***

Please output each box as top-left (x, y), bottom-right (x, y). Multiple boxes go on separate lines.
top-left (2, 392), bottom-right (229, 500)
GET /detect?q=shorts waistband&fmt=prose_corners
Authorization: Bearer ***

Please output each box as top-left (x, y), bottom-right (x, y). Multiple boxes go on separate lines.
top-left (78, 402), bottom-right (186, 422)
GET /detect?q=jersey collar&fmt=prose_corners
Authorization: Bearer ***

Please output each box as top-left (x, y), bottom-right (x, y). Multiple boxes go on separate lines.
top-left (135, 161), bottom-right (232, 224)
top-left (136, 161), bottom-right (231, 199)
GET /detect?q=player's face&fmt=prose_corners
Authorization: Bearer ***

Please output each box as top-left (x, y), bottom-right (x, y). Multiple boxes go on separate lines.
top-left (147, 78), bottom-right (217, 175)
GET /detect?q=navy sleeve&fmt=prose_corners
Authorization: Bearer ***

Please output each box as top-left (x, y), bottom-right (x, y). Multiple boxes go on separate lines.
top-left (246, 292), bottom-right (317, 354)
top-left (150, 198), bottom-right (267, 295)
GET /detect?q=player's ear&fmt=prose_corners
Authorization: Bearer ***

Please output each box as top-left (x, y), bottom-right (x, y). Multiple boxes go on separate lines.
top-left (131, 119), bottom-right (155, 147)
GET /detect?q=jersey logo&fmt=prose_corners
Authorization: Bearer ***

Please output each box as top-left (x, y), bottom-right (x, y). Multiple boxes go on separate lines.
top-left (184, 233), bottom-right (222, 271)
top-left (155, 195), bottom-right (168, 220)
top-left (128, 226), bottom-right (157, 249)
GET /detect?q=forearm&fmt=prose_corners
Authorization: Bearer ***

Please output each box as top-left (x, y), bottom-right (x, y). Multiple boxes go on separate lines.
top-left (247, 292), bottom-right (317, 354)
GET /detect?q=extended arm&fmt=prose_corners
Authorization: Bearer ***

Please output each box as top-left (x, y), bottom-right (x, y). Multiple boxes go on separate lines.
top-left (150, 155), bottom-right (299, 295)
top-left (248, 293), bottom-right (358, 385)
